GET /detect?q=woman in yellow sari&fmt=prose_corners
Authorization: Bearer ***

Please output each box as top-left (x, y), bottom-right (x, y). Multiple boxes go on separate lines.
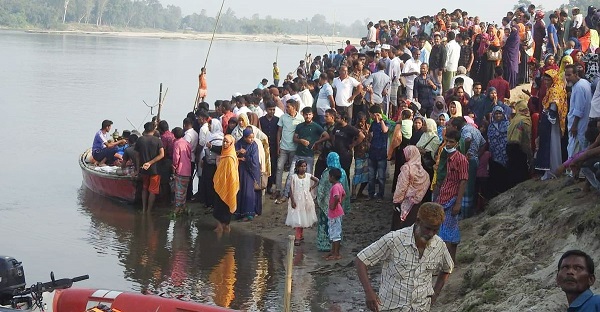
top-left (213, 135), bottom-right (239, 232)
top-left (534, 69), bottom-right (567, 180)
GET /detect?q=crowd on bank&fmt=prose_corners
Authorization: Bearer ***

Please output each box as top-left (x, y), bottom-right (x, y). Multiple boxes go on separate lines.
top-left (87, 4), bottom-right (600, 311)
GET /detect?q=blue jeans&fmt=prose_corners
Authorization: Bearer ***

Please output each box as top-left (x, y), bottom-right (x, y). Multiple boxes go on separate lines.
top-left (276, 149), bottom-right (295, 192)
top-left (368, 158), bottom-right (387, 198)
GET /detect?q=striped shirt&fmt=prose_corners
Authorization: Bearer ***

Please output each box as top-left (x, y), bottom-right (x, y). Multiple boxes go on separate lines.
top-left (357, 226), bottom-right (454, 311)
top-left (437, 150), bottom-right (468, 205)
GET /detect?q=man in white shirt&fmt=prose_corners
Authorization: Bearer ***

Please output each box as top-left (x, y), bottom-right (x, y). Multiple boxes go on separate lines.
top-left (232, 95), bottom-right (252, 117)
top-left (298, 80), bottom-right (314, 112)
top-left (402, 49), bottom-right (423, 101)
top-left (367, 22), bottom-right (377, 43)
top-left (451, 66), bottom-right (474, 96)
top-left (183, 117), bottom-right (198, 200)
top-left (316, 73), bottom-right (335, 125)
top-left (443, 31), bottom-right (461, 93)
top-left (332, 65), bottom-right (363, 120)
top-left (389, 47), bottom-right (403, 109)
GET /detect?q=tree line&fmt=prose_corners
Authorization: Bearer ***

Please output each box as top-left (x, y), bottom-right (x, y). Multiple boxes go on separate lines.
top-left (0, 0), bottom-right (366, 37)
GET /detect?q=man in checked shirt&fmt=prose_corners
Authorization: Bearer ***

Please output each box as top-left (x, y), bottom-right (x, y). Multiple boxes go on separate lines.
top-left (355, 202), bottom-right (454, 312)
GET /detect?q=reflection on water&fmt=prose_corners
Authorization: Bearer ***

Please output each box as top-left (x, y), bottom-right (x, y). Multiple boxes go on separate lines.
top-left (77, 188), bottom-right (288, 310)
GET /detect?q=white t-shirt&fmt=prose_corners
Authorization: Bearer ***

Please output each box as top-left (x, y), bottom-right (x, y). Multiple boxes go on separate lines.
top-left (316, 82), bottom-right (334, 115)
top-left (233, 105), bottom-right (252, 117)
top-left (403, 58), bottom-right (422, 89)
top-left (332, 76), bottom-right (360, 107)
top-left (299, 89), bottom-right (314, 112)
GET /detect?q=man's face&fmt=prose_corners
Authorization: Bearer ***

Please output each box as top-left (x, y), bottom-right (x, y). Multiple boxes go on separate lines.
top-left (303, 111), bottom-right (313, 122)
top-left (473, 85), bottom-right (482, 95)
top-left (420, 64), bottom-right (428, 75)
top-left (556, 256), bottom-right (595, 296)
top-left (445, 137), bottom-right (458, 148)
top-left (414, 219), bottom-right (441, 245)
top-left (434, 36), bottom-right (441, 45)
top-left (325, 113), bottom-right (335, 124)
top-left (412, 50), bottom-right (421, 60)
top-left (339, 67), bottom-right (348, 78)
top-left (418, 40), bottom-right (426, 49)
top-left (266, 107), bottom-right (276, 117)
top-left (565, 68), bottom-right (577, 84)
top-left (286, 104), bottom-right (296, 116)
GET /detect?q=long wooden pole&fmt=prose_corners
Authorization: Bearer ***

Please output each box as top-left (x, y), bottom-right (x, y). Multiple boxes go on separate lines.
top-left (194, 0), bottom-right (226, 111)
top-left (283, 235), bottom-right (295, 312)
top-left (157, 83), bottom-right (163, 122)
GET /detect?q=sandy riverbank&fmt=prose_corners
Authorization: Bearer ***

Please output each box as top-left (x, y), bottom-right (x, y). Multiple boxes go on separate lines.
top-left (20, 26), bottom-right (360, 47)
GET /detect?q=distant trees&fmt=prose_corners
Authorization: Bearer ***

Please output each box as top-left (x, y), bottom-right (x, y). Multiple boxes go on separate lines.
top-left (0, 0), bottom-right (365, 38)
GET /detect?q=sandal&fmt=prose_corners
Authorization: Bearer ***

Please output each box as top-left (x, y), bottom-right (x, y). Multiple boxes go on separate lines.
top-left (324, 255), bottom-right (342, 261)
top-left (274, 197), bottom-right (287, 204)
top-left (294, 240), bottom-right (301, 246)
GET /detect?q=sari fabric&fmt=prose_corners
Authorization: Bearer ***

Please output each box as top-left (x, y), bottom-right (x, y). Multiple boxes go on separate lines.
top-left (214, 135), bottom-right (239, 213)
top-left (316, 152), bottom-right (350, 251)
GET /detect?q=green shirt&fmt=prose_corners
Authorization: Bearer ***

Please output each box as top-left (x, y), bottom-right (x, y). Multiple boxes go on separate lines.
top-left (294, 122), bottom-right (325, 157)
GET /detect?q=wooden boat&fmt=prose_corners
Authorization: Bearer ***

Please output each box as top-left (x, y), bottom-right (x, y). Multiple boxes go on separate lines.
top-left (79, 149), bottom-right (140, 203)
top-left (54, 288), bottom-right (237, 311)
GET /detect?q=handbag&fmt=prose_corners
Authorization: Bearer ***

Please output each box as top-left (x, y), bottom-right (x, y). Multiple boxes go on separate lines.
top-left (486, 48), bottom-right (502, 61)
top-left (254, 172), bottom-right (269, 191)
top-left (420, 137), bottom-right (437, 171)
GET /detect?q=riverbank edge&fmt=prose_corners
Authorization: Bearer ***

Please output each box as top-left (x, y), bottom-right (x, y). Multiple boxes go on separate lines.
top-left (1, 26), bottom-right (360, 47)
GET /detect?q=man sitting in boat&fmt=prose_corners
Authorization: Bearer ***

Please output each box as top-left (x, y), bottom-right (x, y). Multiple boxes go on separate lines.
top-left (92, 120), bottom-right (127, 166)
top-left (121, 134), bottom-right (138, 175)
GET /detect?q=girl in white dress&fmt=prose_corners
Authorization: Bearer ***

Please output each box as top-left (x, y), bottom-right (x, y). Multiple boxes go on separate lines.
top-left (285, 159), bottom-right (319, 245)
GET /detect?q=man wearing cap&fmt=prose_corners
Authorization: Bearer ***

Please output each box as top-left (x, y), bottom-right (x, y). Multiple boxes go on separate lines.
top-left (355, 202), bottom-right (454, 312)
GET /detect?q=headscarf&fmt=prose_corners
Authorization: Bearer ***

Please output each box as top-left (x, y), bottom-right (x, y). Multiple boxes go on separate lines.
top-left (207, 119), bottom-right (224, 145)
top-left (317, 152), bottom-right (351, 215)
top-left (579, 28), bottom-right (592, 52)
top-left (508, 100), bottom-right (533, 159)
top-left (409, 116), bottom-right (426, 145)
top-left (569, 50), bottom-right (585, 71)
top-left (464, 115), bottom-right (479, 129)
top-left (214, 134), bottom-right (239, 213)
top-left (517, 23), bottom-right (526, 41)
top-left (542, 69), bottom-right (568, 134)
top-left (396, 146), bottom-right (430, 221)
top-left (416, 118), bottom-right (441, 156)
top-left (231, 113), bottom-right (250, 142)
top-left (430, 96), bottom-right (448, 121)
top-left (542, 54), bottom-right (559, 73)
top-left (449, 100), bottom-right (463, 117)
top-left (560, 55), bottom-right (574, 73)
top-left (488, 106), bottom-right (509, 166)
top-left (569, 37), bottom-right (582, 50)
top-left (242, 127), bottom-right (253, 138)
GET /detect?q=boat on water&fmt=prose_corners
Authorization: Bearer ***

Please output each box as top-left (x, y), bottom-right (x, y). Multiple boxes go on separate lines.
top-left (79, 149), bottom-right (140, 203)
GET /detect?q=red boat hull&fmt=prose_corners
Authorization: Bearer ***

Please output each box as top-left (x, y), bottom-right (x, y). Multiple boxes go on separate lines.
top-left (79, 152), bottom-right (139, 203)
top-left (53, 288), bottom-right (236, 311)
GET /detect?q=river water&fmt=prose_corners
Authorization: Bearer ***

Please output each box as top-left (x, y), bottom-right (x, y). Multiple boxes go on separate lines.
top-left (0, 30), bottom-right (332, 311)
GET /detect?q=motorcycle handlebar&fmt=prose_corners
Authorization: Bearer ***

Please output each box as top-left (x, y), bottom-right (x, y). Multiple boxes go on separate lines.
top-left (15, 274), bottom-right (89, 296)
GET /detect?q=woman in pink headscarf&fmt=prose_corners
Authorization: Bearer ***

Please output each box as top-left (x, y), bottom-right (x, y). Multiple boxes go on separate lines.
top-left (391, 145), bottom-right (431, 231)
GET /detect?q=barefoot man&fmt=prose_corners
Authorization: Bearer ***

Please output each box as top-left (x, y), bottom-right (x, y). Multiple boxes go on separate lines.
top-left (355, 202), bottom-right (453, 312)
top-left (196, 67), bottom-right (207, 107)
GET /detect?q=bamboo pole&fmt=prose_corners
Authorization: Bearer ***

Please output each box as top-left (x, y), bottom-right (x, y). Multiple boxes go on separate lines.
top-left (156, 83), bottom-right (163, 122)
top-left (283, 235), bottom-right (295, 312)
top-left (194, 0), bottom-right (226, 111)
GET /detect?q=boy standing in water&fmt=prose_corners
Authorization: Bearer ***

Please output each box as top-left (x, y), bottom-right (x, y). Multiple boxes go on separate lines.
top-left (327, 168), bottom-right (345, 261)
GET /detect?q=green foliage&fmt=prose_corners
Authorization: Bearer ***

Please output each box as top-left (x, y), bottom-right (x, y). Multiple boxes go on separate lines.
top-left (0, 0), bottom-right (364, 37)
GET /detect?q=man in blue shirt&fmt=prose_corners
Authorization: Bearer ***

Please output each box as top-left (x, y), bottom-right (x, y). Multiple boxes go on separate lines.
top-left (367, 105), bottom-right (390, 201)
top-left (556, 250), bottom-right (600, 311)
top-left (92, 119), bottom-right (127, 165)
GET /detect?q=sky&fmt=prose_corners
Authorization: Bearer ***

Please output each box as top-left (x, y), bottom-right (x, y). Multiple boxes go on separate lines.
top-left (161, 0), bottom-right (569, 26)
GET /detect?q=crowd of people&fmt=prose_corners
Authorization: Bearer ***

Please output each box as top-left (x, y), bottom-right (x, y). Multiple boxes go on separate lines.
top-left (86, 3), bottom-right (600, 311)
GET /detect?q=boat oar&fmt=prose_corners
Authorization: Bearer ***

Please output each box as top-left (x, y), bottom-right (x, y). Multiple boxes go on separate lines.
top-left (193, 0), bottom-right (226, 112)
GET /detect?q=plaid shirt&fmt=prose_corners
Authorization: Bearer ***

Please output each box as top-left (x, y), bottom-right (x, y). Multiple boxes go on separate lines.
top-left (357, 226), bottom-right (454, 311)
